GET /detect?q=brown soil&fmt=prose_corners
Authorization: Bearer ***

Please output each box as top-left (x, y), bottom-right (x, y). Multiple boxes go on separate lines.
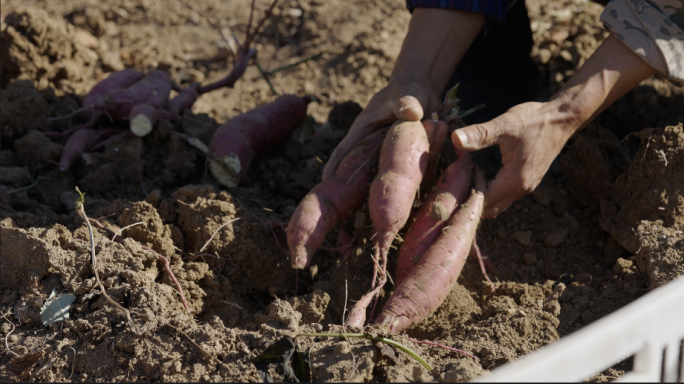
top-left (1, 0), bottom-right (683, 382)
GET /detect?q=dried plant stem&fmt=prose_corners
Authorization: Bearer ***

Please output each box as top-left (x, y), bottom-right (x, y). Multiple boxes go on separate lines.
top-left (1, 310), bottom-right (19, 357)
top-left (266, 52), bottom-right (323, 75)
top-left (405, 337), bottom-right (477, 360)
top-left (471, 240), bottom-right (496, 293)
top-left (113, 222), bottom-right (145, 241)
top-left (221, 300), bottom-right (243, 310)
top-left (198, 218), bottom-right (240, 254)
top-left (85, 216), bottom-right (192, 315)
top-left (255, 59), bottom-right (279, 96)
top-left (74, 187), bottom-right (137, 334)
top-left (68, 347), bottom-right (76, 380)
top-left (6, 176), bottom-right (49, 195)
top-left (298, 332), bottom-right (433, 371)
top-left (164, 323), bottom-right (220, 364)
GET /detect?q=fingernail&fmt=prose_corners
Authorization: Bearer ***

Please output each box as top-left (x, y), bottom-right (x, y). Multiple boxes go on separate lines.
top-left (431, 112), bottom-right (438, 122)
top-left (455, 130), bottom-right (468, 146)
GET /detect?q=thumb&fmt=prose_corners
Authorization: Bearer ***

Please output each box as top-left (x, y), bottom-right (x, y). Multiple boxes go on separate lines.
top-left (391, 95), bottom-right (424, 122)
top-left (452, 121), bottom-right (502, 151)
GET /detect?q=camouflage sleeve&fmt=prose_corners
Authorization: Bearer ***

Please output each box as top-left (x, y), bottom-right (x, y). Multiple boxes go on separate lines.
top-left (600, 0), bottom-right (684, 83)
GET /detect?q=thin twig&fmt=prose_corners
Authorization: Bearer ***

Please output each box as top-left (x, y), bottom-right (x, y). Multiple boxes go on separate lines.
top-left (197, 47), bottom-right (257, 94)
top-left (245, 0), bottom-right (257, 46)
top-left (74, 187), bottom-right (137, 334)
top-left (255, 59), bottom-right (279, 96)
top-left (221, 300), bottom-right (244, 310)
top-left (298, 332), bottom-right (433, 371)
top-left (268, 223), bottom-right (290, 256)
top-left (471, 240), bottom-right (496, 294)
top-left (177, 0), bottom-right (232, 47)
top-left (68, 347), bottom-right (76, 381)
top-left (243, 0), bottom-right (280, 50)
top-left (85, 216), bottom-right (192, 315)
top-left (267, 52), bottom-right (323, 75)
top-left (406, 337), bottom-right (477, 360)
top-left (164, 323), bottom-right (220, 364)
top-left (113, 222), bottom-right (145, 242)
top-left (342, 279), bottom-right (348, 326)
top-left (198, 218), bottom-right (240, 254)
top-left (141, 246), bottom-right (192, 315)
top-left (1, 310), bottom-right (19, 357)
top-left (6, 176), bottom-right (48, 195)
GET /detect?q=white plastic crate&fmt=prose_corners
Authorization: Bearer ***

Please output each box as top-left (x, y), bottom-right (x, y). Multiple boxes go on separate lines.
top-left (477, 275), bottom-right (684, 382)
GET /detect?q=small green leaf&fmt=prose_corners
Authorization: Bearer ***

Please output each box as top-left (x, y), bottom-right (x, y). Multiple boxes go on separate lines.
top-left (40, 288), bottom-right (76, 327)
top-left (252, 336), bottom-right (311, 382)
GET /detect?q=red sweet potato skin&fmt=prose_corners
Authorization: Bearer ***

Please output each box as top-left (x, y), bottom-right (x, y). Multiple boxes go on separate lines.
top-left (58, 129), bottom-right (118, 171)
top-left (376, 169), bottom-right (486, 332)
top-left (287, 128), bottom-right (387, 269)
top-left (368, 120), bottom-right (430, 256)
top-left (395, 152), bottom-right (472, 285)
top-left (104, 70), bottom-right (172, 120)
top-left (208, 95), bottom-right (310, 184)
top-left (83, 69), bottom-right (144, 110)
top-left (168, 82), bottom-right (200, 116)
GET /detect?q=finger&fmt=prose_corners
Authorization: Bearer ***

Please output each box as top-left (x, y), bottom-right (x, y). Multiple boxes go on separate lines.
top-left (392, 95), bottom-right (424, 122)
top-left (481, 170), bottom-right (527, 219)
top-left (452, 120), bottom-right (503, 152)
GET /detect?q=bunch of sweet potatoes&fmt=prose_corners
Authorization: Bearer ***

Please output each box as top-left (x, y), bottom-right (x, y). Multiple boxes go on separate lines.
top-left (286, 85), bottom-right (491, 332)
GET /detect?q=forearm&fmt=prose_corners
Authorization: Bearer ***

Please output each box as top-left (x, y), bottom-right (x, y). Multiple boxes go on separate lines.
top-left (391, 8), bottom-right (484, 94)
top-left (549, 34), bottom-right (657, 137)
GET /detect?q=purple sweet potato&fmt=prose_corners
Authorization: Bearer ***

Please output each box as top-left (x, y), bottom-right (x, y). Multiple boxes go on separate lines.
top-left (208, 95), bottom-right (311, 188)
top-left (58, 128), bottom-right (120, 171)
top-left (395, 150), bottom-right (472, 285)
top-left (104, 70), bottom-right (172, 121)
top-left (287, 128), bottom-right (387, 269)
top-left (129, 103), bottom-right (175, 137)
top-left (168, 82), bottom-right (201, 116)
top-left (375, 168), bottom-right (487, 332)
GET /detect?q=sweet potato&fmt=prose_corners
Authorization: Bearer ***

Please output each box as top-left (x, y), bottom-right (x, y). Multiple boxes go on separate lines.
top-left (168, 82), bottom-right (201, 116)
top-left (336, 226), bottom-right (353, 259)
top-left (103, 70), bottom-right (172, 126)
top-left (395, 150), bottom-right (472, 285)
top-left (343, 120), bottom-right (430, 326)
top-left (83, 69), bottom-right (145, 113)
top-left (46, 69), bottom-right (144, 137)
top-left (368, 120), bottom-right (430, 274)
top-left (129, 103), bottom-right (175, 137)
top-left (208, 95), bottom-right (311, 188)
top-left (346, 272), bottom-right (387, 327)
top-left (58, 129), bottom-right (120, 171)
top-left (287, 128), bottom-right (387, 269)
top-left (375, 168), bottom-right (487, 332)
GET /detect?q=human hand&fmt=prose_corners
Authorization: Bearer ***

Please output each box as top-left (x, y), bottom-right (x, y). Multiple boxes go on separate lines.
top-left (322, 75), bottom-right (440, 179)
top-left (452, 34), bottom-right (656, 218)
top-left (322, 8), bottom-right (484, 180)
top-left (452, 101), bottom-right (576, 218)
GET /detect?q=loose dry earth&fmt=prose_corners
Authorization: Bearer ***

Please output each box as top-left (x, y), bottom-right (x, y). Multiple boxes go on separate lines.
top-left (1, 0), bottom-right (683, 382)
